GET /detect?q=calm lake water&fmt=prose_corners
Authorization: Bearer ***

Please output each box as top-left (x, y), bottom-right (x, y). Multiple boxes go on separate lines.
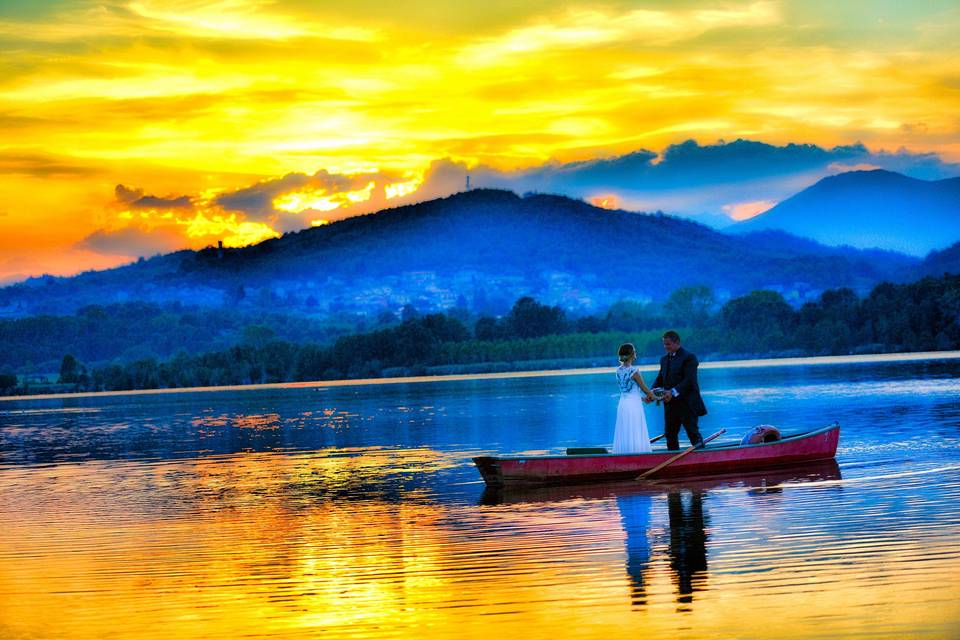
top-left (2, 355), bottom-right (959, 639)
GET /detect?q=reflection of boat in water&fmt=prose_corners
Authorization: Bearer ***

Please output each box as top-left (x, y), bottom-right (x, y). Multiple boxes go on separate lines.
top-left (479, 459), bottom-right (841, 505)
top-left (474, 423), bottom-right (840, 487)
top-left (483, 461), bottom-right (840, 612)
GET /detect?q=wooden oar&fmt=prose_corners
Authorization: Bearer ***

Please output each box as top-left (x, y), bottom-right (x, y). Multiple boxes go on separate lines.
top-left (650, 433), bottom-right (665, 444)
top-left (635, 428), bottom-right (727, 481)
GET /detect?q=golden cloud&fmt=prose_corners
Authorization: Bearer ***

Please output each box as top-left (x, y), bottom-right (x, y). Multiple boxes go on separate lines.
top-left (457, 2), bottom-right (780, 65)
top-left (127, 0), bottom-right (378, 41)
top-left (0, 0), bottom-right (958, 281)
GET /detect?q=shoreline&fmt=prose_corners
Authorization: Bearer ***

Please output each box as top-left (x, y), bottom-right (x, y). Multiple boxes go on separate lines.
top-left (2, 349), bottom-right (958, 403)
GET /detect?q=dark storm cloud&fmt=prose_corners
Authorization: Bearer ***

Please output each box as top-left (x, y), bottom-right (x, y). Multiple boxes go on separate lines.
top-left (416, 139), bottom-right (960, 225)
top-left (115, 184), bottom-right (144, 203)
top-left (133, 194), bottom-right (192, 209)
top-left (114, 184), bottom-right (193, 209)
top-left (445, 139), bottom-right (959, 193)
top-left (214, 172), bottom-right (316, 217)
top-left (76, 226), bottom-right (186, 258)
top-left (214, 168), bottom-right (409, 232)
top-left (99, 139), bottom-right (960, 254)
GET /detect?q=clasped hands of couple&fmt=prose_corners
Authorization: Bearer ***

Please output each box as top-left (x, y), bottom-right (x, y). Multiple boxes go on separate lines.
top-left (640, 387), bottom-right (676, 405)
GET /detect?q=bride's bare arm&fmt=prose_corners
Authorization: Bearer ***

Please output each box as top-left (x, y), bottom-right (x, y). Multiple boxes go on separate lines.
top-left (631, 372), bottom-right (656, 399)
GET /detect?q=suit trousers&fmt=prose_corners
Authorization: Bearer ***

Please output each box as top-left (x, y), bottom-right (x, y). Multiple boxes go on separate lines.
top-left (665, 402), bottom-right (703, 451)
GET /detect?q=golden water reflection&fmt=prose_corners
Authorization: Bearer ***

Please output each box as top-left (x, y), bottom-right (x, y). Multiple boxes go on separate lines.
top-left (1, 452), bottom-right (959, 639)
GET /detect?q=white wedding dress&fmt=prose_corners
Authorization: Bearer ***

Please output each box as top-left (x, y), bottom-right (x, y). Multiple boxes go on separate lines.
top-left (613, 365), bottom-right (652, 454)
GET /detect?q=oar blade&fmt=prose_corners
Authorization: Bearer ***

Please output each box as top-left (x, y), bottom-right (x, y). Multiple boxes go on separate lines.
top-left (635, 428), bottom-right (727, 480)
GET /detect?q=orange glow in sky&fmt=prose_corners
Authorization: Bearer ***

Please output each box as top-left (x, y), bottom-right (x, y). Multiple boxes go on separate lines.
top-left (723, 200), bottom-right (778, 221)
top-left (274, 183), bottom-right (376, 214)
top-left (591, 195), bottom-right (621, 210)
top-left (0, 1), bottom-right (958, 281)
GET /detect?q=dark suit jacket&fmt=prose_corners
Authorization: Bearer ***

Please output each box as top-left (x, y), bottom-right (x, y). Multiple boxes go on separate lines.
top-left (653, 347), bottom-right (707, 417)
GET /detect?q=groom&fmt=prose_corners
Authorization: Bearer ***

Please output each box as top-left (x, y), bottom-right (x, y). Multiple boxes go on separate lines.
top-left (654, 331), bottom-right (707, 451)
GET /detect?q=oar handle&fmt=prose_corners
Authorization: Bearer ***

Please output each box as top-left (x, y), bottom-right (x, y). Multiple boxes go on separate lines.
top-left (650, 433), bottom-right (665, 443)
top-left (636, 428), bottom-right (727, 481)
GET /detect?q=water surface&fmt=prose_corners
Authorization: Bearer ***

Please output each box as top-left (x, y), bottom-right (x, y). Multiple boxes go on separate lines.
top-left (1, 356), bottom-right (959, 639)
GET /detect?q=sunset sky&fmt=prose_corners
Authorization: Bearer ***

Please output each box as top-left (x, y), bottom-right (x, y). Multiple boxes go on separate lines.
top-left (1, 0), bottom-right (959, 282)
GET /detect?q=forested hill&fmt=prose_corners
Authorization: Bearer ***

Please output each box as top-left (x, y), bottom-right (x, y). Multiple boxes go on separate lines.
top-left (920, 241), bottom-right (960, 277)
top-left (1, 189), bottom-right (919, 316)
top-left (187, 189), bottom-right (911, 284)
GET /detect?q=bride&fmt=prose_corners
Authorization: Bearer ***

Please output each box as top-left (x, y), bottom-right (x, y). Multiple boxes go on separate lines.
top-left (613, 343), bottom-right (657, 454)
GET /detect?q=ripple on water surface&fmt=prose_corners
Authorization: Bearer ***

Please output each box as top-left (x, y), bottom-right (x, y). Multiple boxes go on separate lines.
top-left (1, 358), bottom-right (959, 639)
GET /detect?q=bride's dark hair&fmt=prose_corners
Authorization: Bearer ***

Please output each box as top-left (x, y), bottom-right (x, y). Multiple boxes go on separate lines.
top-left (617, 343), bottom-right (636, 363)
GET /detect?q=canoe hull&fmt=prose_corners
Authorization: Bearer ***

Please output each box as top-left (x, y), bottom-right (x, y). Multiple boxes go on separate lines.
top-left (481, 458), bottom-right (842, 505)
top-left (473, 424), bottom-right (840, 487)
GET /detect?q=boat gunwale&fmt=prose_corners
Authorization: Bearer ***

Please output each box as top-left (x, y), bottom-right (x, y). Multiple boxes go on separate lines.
top-left (480, 422), bottom-right (839, 462)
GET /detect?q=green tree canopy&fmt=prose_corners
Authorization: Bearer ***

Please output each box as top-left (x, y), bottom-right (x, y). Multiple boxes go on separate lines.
top-left (664, 285), bottom-right (716, 328)
top-left (719, 290), bottom-right (795, 352)
top-left (59, 354), bottom-right (79, 383)
top-left (605, 299), bottom-right (660, 331)
top-left (507, 296), bottom-right (567, 338)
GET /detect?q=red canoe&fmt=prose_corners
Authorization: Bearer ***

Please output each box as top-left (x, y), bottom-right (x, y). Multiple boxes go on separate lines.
top-left (473, 423), bottom-right (840, 487)
top-left (480, 458), bottom-right (842, 504)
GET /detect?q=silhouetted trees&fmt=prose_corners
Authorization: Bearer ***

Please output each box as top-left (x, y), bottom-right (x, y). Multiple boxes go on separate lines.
top-left (507, 297), bottom-right (567, 338)
top-left (664, 286), bottom-right (715, 328)
top-left (0, 373), bottom-right (17, 394)
top-left (58, 354), bottom-right (79, 383)
top-left (473, 297), bottom-right (567, 340)
top-left (2, 274), bottom-right (958, 395)
top-left (400, 304), bottom-right (420, 323)
top-left (0, 302), bottom-right (349, 373)
top-left (713, 290), bottom-right (796, 353)
top-left (605, 300), bottom-right (663, 331)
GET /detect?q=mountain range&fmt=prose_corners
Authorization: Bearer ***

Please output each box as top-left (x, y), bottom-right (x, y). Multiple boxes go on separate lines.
top-left (734, 169), bottom-right (960, 255)
top-left (3, 179), bottom-right (954, 320)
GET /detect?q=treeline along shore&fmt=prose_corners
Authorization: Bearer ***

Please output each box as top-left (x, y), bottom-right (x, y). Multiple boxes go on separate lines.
top-left (1, 274), bottom-right (957, 396)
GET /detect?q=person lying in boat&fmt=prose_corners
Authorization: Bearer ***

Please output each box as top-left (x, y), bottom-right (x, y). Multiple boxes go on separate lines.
top-left (613, 343), bottom-right (657, 454)
top-left (654, 331), bottom-right (707, 451)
